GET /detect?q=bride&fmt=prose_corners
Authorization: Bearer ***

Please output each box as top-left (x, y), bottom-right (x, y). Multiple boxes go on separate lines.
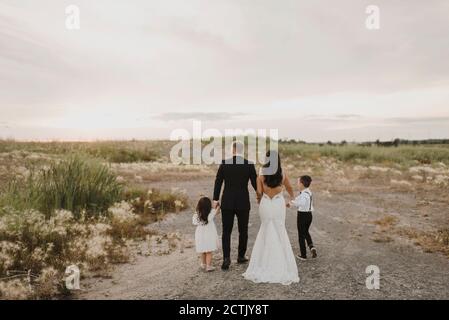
top-left (243, 150), bottom-right (299, 285)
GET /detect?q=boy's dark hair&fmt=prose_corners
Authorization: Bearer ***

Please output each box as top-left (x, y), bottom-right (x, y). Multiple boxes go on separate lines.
top-left (196, 197), bottom-right (212, 225)
top-left (300, 175), bottom-right (312, 188)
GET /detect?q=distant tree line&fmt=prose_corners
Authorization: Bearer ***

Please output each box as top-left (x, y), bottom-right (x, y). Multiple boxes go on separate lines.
top-left (279, 138), bottom-right (449, 147)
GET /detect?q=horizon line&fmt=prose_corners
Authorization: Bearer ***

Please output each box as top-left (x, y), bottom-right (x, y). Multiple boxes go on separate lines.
top-left (1, 137), bottom-right (449, 144)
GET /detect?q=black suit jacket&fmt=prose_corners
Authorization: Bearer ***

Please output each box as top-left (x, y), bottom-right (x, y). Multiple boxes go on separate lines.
top-left (213, 156), bottom-right (257, 211)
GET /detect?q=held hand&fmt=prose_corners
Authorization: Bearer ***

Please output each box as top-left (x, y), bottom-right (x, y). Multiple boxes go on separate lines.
top-left (286, 202), bottom-right (291, 208)
top-left (213, 201), bottom-right (220, 209)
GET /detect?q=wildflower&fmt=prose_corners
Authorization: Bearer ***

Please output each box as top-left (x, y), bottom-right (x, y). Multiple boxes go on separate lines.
top-left (174, 200), bottom-right (183, 208)
top-left (89, 223), bottom-right (112, 236)
top-left (36, 267), bottom-right (59, 298)
top-left (0, 241), bottom-right (21, 271)
top-left (53, 210), bottom-right (74, 225)
top-left (144, 200), bottom-right (153, 210)
top-left (0, 279), bottom-right (32, 300)
top-left (85, 234), bottom-right (112, 260)
top-left (109, 202), bottom-right (138, 225)
top-left (30, 247), bottom-right (46, 265)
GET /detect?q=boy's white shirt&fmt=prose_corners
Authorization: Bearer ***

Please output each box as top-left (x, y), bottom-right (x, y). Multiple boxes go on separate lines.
top-left (291, 188), bottom-right (314, 212)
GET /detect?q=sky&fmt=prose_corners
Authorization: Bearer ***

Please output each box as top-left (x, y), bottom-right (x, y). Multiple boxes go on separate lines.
top-left (1, 0), bottom-right (449, 142)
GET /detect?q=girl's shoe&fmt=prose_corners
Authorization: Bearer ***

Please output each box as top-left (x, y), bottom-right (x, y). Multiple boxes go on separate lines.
top-left (206, 265), bottom-right (216, 272)
top-left (200, 263), bottom-right (206, 270)
top-left (311, 247), bottom-right (318, 258)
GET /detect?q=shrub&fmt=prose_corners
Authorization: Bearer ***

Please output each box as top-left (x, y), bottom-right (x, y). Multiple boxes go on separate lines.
top-left (0, 207), bottom-right (133, 299)
top-left (109, 201), bottom-right (139, 238)
top-left (83, 145), bottom-right (159, 163)
top-left (123, 187), bottom-right (188, 218)
top-left (1, 156), bottom-right (123, 218)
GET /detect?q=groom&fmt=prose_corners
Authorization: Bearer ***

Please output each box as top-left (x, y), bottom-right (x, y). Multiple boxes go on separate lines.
top-left (213, 141), bottom-right (258, 270)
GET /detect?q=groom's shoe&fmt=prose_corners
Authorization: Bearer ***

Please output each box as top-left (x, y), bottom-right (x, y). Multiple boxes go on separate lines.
top-left (237, 256), bottom-right (249, 264)
top-left (221, 258), bottom-right (231, 271)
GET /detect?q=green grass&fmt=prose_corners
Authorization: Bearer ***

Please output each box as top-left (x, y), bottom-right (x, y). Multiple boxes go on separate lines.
top-left (0, 140), bottom-right (161, 163)
top-left (279, 143), bottom-right (449, 166)
top-left (0, 156), bottom-right (123, 218)
top-left (2, 139), bottom-right (449, 167)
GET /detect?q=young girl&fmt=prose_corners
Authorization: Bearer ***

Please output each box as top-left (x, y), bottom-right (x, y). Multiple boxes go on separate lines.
top-left (192, 197), bottom-right (220, 272)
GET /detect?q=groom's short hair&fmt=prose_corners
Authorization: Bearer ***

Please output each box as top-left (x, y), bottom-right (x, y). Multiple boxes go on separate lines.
top-left (232, 141), bottom-right (244, 155)
top-left (300, 175), bottom-right (312, 188)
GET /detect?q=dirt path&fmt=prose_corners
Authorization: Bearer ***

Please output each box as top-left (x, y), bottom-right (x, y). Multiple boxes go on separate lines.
top-left (78, 177), bottom-right (449, 300)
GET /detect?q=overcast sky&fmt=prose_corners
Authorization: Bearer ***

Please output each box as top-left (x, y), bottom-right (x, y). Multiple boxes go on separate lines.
top-left (1, 0), bottom-right (449, 141)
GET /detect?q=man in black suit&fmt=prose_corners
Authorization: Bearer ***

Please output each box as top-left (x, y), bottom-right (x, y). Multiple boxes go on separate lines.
top-left (213, 141), bottom-right (258, 270)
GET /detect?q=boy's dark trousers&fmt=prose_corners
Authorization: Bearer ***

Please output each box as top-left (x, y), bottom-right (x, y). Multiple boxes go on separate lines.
top-left (297, 211), bottom-right (314, 258)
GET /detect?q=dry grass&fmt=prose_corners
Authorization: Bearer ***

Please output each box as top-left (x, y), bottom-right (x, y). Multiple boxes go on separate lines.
top-left (2, 139), bottom-right (449, 298)
top-left (280, 143), bottom-right (449, 166)
top-left (0, 156), bottom-right (189, 299)
top-left (0, 208), bottom-right (135, 299)
top-left (370, 215), bottom-right (399, 244)
top-left (397, 228), bottom-right (449, 257)
top-left (0, 187), bottom-right (188, 300)
top-left (0, 140), bottom-right (165, 163)
top-left (372, 235), bottom-right (394, 243)
top-left (372, 215), bottom-right (399, 228)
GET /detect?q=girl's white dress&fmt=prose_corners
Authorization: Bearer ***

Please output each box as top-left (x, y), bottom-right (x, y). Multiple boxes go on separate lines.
top-left (192, 209), bottom-right (219, 253)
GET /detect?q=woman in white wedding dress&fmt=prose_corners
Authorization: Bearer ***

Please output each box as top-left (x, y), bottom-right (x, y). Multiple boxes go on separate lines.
top-left (243, 151), bottom-right (299, 285)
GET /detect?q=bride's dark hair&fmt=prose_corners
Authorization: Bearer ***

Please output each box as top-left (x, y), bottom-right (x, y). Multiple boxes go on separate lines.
top-left (196, 197), bottom-right (212, 225)
top-left (262, 150), bottom-right (283, 188)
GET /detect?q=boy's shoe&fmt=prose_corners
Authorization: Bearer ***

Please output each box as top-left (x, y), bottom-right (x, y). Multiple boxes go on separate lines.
top-left (206, 266), bottom-right (216, 272)
top-left (296, 255), bottom-right (307, 261)
top-left (311, 247), bottom-right (318, 258)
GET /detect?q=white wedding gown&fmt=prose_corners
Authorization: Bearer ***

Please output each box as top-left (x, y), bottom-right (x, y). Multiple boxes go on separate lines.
top-left (243, 193), bottom-right (299, 285)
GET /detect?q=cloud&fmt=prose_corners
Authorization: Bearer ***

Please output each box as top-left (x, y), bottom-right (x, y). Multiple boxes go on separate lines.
top-left (1, 0), bottom-right (449, 140)
top-left (154, 112), bottom-right (247, 121)
top-left (302, 115), bottom-right (449, 127)
top-left (304, 114), bottom-right (362, 121)
top-left (0, 121), bottom-right (11, 129)
top-left (388, 117), bottom-right (449, 124)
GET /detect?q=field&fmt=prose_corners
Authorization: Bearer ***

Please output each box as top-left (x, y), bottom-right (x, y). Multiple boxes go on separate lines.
top-left (1, 140), bottom-right (449, 299)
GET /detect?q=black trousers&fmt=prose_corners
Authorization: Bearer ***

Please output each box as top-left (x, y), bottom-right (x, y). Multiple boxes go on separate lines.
top-left (297, 211), bottom-right (314, 258)
top-left (222, 209), bottom-right (249, 259)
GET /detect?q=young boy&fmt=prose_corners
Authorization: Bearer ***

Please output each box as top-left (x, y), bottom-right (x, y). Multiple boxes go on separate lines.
top-left (290, 175), bottom-right (317, 261)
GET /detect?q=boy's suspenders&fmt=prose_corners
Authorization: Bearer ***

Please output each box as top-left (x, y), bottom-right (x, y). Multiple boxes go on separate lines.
top-left (303, 191), bottom-right (313, 212)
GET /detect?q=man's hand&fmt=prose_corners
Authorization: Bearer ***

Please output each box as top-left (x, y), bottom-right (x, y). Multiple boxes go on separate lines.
top-left (213, 201), bottom-right (220, 209)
